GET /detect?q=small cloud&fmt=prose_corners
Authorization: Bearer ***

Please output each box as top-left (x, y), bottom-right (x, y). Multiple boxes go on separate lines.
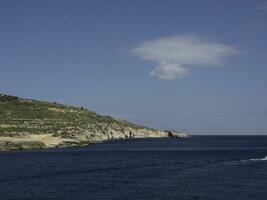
top-left (132, 35), bottom-right (239, 80)
top-left (150, 61), bottom-right (189, 80)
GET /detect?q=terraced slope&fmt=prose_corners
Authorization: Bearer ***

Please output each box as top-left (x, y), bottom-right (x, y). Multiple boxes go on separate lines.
top-left (0, 94), bottom-right (186, 151)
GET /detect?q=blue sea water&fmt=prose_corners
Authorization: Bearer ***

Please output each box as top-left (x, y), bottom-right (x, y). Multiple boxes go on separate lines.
top-left (0, 136), bottom-right (267, 200)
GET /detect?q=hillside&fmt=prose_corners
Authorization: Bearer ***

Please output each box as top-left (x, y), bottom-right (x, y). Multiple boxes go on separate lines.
top-left (0, 94), bottom-right (186, 151)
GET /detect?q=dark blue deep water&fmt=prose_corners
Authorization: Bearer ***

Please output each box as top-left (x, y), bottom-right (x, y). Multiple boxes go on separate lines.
top-left (1, 136), bottom-right (267, 200)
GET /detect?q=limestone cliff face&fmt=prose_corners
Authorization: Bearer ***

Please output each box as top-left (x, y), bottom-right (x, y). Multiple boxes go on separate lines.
top-left (0, 94), bottom-right (187, 151)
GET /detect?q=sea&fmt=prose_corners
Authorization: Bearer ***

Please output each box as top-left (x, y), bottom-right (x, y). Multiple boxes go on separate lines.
top-left (0, 136), bottom-right (267, 200)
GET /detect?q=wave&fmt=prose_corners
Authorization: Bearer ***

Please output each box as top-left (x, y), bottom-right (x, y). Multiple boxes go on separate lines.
top-left (212, 156), bottom-right (267, 167)
top-left (230, 156), bottom-right (267, 164)
top-left (246, 156), bottom-right (267, 162)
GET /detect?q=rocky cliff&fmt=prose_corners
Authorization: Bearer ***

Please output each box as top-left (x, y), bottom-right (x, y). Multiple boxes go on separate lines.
top-left (0, 94), bottom-right (186, 151)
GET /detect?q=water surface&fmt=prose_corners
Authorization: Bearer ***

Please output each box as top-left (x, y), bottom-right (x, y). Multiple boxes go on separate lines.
top-left (1, 136), bottom-right (267, 200)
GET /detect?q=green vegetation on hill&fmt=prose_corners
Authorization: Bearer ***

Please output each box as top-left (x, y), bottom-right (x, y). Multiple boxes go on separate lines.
top-left (0, 94), bottom-right (186, 152)
top-left (0, 94), bottom-right (151, 138)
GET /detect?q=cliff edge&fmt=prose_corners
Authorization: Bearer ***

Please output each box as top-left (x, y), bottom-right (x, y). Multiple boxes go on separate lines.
top-left (0, 94), bottom-right (187, 151)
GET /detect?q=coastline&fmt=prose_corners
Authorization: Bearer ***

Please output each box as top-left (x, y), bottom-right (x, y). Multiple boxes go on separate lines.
top-left (0, 94), bottom-right (187, 152)
top-left (0, 131), bottom-right (187, 152)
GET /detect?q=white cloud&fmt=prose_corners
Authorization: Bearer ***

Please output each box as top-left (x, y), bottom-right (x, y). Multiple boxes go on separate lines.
top-left (132, 35), bottom-right (239, 80)
top-left (150, 61), bottom-right (189, 79)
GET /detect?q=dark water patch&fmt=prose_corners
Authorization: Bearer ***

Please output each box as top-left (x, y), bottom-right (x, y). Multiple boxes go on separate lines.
top-left (1, 136), bottom-right (267, 200)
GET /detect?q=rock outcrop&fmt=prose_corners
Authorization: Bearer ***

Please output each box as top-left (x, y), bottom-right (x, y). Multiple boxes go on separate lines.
top-left (0, 94), bottom-right (187, 151)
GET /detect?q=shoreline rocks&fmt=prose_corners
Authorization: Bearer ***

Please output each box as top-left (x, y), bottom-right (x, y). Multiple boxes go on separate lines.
top-left (0, 94), bottom-right (187, 152)
top-left (0, 130), bottom-right (187, 152)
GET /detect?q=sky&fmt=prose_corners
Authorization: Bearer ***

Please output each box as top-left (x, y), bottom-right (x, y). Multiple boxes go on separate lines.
top-left (0, 0), bottom-right (267, 134)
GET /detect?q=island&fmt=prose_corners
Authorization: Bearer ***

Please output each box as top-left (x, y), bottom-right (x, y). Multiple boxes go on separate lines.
top-left (0, 94), bottom-right (187, 152)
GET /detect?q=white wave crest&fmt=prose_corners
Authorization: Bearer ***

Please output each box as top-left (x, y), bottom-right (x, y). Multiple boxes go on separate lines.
top-left (247, 156), bottom-right (267, 162)
top-left (224, 156), bottom-right (267, 165)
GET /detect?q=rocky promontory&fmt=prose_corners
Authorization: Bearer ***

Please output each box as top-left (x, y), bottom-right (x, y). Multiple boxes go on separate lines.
top-left (0, 94), bottom-right (187, 152)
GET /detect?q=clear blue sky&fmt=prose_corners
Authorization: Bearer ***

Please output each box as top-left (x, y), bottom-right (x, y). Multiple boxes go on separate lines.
top-left (1, 0), bottom-right (267, 134)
